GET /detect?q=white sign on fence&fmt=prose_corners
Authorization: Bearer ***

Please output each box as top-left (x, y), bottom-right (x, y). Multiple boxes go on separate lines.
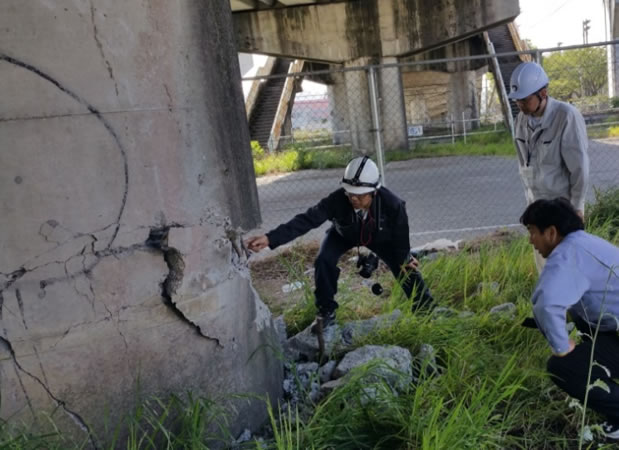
top-left (407, 125), bottom-right (424, 137)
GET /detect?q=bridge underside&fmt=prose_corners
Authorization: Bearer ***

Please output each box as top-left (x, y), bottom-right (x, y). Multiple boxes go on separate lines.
top-left (233, 0), bottom-right (519, 63)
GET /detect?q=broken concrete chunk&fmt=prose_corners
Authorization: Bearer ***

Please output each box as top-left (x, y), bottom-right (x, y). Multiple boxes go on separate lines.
top-left (332, 345), bottom-right (412, 391)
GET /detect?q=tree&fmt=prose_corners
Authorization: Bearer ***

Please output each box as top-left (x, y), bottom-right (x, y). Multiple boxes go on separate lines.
top-left (543, 47), bottom-right (607, 101)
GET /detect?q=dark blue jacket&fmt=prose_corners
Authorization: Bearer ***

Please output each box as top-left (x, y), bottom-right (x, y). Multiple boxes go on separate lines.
top-left (266, 187), bottom-right (410, 264)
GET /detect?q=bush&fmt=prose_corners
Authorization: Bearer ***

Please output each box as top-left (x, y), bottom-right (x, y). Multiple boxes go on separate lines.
top-left (251, 141), bottom-right (265, 159)
top-left (587, 186), bottom-right (619, 241)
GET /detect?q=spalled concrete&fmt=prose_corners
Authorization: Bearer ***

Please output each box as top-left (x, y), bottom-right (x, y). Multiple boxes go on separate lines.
top-left (0, 0), bottom-right (281, 444)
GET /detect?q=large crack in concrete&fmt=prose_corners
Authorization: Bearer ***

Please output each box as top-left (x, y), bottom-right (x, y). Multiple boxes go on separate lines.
top-left (146, 227), bottom-right (222, 347)
top-left (0, 221), bottom-right (230, 439)
top-left (0, 335), bottom-right (100, 449)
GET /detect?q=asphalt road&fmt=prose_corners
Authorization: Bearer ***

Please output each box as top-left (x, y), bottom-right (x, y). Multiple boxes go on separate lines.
top-left (254, 139), bottom-right (619, 248)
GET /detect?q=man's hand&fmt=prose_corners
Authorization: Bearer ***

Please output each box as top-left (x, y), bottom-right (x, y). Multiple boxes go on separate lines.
top-left (577, 210), bottom-right (584, 221)
top-left (245, 235), bottom-right (269, 252)
top-left (554, 339), bottom-right (576, 357)
top-left (405, 256), bottom-right (419, 271)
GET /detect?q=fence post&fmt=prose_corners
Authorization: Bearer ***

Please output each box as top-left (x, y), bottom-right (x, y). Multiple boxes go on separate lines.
top-left (368, 66), bottom-right (387, 186)
top-left (462, 112), bottom-right (467, 144)
top-left (450, 114), bottom-right (455, 145)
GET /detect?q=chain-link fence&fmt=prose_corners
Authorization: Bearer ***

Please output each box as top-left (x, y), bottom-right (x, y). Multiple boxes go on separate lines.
top-left (245, 40), bottom-right (619, 248)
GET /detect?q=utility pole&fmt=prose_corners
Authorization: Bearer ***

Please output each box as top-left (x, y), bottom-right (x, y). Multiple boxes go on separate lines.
top-left (582, 19), bottom-right (591, 44)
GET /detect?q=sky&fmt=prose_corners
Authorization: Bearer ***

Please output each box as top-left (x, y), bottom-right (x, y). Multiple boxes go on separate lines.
top-left (515, 0), bottom-right (608, 49)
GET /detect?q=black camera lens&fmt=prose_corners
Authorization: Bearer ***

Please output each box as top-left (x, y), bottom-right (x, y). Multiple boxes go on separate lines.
top-left (371, 283), bottom-right (383, 295)
top-left (357, 252), bottom-right (379, 278)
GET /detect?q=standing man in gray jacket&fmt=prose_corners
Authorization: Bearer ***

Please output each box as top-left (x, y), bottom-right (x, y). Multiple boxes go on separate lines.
top-left (508, 61), bottom-right (590, 271)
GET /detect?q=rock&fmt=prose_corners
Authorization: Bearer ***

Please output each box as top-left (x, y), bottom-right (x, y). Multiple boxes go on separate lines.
top-left (282, 362), bottom-right (320, 407)
top-left (412, 343), bottom-right (440, 383)
top-left (319, 360), bottom-right (337, 383)
top-left (412, 238), bottom-right (461, 253)
top-left (332, 345), bottom-right (413, 391)
top-left (286, 323), bottom-right (342, 361)
top-left (233, 429), bottom-right (251, 444)
top-left (566, 322), bottom-right (575, 333)
top-left (458, 311), bottom-right (474, 319)
top-left (285, 310), bottom-right (403, 361)
top-left (489, 302), bottom-right (516, 317)
top-left (432, 307), bottom-right (457, 318)
top-left (475, 281), bottom-right (500, 295)
top-left (282, 281), bottom-right (304, 293)
top-left (320, 378), bottom-right (345, 396)
top-left (340, 310), bottom-right (402, 348)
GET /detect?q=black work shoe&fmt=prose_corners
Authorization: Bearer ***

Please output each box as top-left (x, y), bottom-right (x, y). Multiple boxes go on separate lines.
top-left (310, 310), bottom-right (336, 334)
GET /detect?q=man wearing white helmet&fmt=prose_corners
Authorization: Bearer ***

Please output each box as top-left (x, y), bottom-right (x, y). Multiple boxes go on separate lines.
top-left (246, 156), bottom-right (434, 330)
top-left (509, 61), bottom-right (589, 271)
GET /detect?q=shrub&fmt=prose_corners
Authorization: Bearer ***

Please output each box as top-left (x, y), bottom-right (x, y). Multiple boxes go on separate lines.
top-left (251, 141), bottom-right (265, 159)
top-left (587, 186), bottom-right (619, 241)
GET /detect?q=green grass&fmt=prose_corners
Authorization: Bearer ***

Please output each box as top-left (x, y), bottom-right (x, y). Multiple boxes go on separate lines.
top-left (252, 132), bottom-right (515, 176)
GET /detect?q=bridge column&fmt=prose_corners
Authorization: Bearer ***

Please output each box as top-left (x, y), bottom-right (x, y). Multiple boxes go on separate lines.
top-left (448, 70), bottom-right (480, 133)
top-left (344, 58), bottom-right (373, 153)
top-left (378, 57), bottom-right (409, 151)
top-left (327, 71), bottom-right (352, 145)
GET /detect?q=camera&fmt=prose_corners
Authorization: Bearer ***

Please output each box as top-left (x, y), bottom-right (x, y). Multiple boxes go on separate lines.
top-left (357, 252), bottom-right (379, 279)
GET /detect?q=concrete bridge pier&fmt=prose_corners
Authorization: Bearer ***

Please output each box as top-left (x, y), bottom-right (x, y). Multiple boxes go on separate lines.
top-left (448, 70), bottom-right (481, 133)
top-left (327, 71), bottom-right (352, 145)
top-left (343, 58), bottom-right (374, 153)
top-left (378, 57), bottom-right (409, 151)
top-left (331, 57), bottom-right (409, 154)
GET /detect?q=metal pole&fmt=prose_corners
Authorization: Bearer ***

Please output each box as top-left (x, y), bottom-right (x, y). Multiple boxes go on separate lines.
top-left (368, 67), bottom-right (387, 187)
top-left (451, 114), bottom-right (455, 145)
top-left (484, 34), bottom-right (515, 137)
top-left (462, 112), bottom-right (467, 144)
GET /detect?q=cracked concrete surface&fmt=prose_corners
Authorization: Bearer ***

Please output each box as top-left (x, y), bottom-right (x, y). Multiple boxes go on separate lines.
top-left (0, 0), bottom-right (278, 444)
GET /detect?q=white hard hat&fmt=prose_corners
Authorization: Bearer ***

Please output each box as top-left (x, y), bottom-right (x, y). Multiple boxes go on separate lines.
top-left (508, 62), bottom-right (549, 100)
top-left (341, 156), bottom-right (381, 195)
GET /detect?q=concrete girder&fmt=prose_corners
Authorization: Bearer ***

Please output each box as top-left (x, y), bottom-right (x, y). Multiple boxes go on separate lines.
top-left (233, 0), bottom-right (520, 63)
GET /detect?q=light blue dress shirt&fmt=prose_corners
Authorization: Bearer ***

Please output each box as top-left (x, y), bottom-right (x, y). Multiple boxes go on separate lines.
top-left (531, 230), bottom-right (619, 353)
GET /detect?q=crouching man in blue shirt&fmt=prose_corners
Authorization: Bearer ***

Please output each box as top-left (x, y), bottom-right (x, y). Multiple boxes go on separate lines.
top-left (520, 198), bottom-right (619, 439)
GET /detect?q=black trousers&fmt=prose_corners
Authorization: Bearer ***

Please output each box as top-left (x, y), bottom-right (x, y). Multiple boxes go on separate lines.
top-left (313, 228), bottom-right (434, 313)
top-left (547, 316), bottom-right (619, 426)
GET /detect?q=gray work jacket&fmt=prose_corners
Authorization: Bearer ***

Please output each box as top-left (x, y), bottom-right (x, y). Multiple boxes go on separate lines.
top-left (514, 97), bottom-right (589, 211)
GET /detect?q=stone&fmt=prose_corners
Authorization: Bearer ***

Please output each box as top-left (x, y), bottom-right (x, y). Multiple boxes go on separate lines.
top-left (332, 345), bottom-right (413, 391)
top-left (286, 323), bottom-right (342, 361)
top-left (340, 310), bottom-right (402, 348)
top-left (489, 302), bottom-right (517, 317)
top-left (432, 307), bottom-right (457, 318)
top-left (319, 360), bottom-right (337, 383)
top-left (412, 343), bottom-right (441, 383)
